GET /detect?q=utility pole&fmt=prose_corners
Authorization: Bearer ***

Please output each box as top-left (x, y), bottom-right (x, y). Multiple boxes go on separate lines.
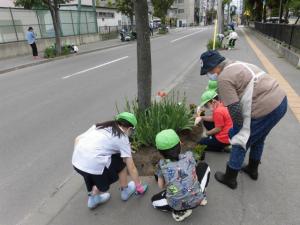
top-left (217, 0), bottom-right (223, 34)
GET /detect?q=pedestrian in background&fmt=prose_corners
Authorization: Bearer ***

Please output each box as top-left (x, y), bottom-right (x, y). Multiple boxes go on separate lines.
top-left (26, 27), bottom-right (39, 59)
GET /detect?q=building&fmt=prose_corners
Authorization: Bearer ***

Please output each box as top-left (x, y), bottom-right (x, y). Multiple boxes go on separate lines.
top-left (172, 0), bottom-right (195, 27)
top-left (60, 0), bottom-right (132, 31)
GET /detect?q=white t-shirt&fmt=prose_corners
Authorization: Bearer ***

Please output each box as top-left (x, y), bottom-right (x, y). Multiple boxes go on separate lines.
top-left (229, 31), bottom-right (238, 39)
top-left (72, 125), bottom-right (132, 175)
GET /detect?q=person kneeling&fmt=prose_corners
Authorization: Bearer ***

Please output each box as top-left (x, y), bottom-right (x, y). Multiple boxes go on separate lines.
top-left (151, 129), bottom-right (210, 222)
top-left (196, 90), bottom-right (233, 152)
top-left (72, 112), bottom-right (148, 210)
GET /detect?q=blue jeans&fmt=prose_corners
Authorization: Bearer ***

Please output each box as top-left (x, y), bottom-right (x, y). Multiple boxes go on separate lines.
top-left (228, 97), bottom-right (287, 170)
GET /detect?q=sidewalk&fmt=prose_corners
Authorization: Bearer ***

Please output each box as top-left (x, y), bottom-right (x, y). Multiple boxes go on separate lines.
top-left (0, 38), bottom-right (130, 75)
top-left (22, 27), bottom-right (300, 225)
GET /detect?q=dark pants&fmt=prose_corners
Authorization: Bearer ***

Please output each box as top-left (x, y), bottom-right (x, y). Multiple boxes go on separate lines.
top-left (151, 162), bottom-right (210, 212)
top-left (229, 39), bottom-right (236, 48)
top-left (30, 42), bottom-right (38, 56)
top-left (199, 121), bottom-right (228, 151)
top-left (228, 97), bottom-right (287, 170)
top-left (74, 154), bottom-right (126, 192)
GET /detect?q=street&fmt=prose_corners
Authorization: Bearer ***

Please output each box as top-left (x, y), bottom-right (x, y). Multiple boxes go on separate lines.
top-left (0, 27), bottom-right (211, 225)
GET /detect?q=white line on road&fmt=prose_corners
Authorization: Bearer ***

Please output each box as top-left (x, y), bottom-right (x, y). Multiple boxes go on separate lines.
top-left (62, 56), bottom-right (129, 79)
top-left (170, 30), bottom-right (205, 43)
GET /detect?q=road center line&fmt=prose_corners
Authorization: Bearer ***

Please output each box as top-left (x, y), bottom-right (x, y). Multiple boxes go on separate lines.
top-left (62, 56), bottom-right (129, 79)
top-left (170, 30), bottom-right (205, 43)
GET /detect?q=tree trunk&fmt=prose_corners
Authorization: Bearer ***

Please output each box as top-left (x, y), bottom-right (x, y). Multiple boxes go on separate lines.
top-left (49, 3), bottom-right (62, 55)
top-left (279, 0), bottom-right (283, 23)
top-left (134, 0), bottom-right (152, 110)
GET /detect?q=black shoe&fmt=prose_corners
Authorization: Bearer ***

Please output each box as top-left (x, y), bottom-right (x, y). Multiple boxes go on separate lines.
top-left (215, 165), bottom-right (238, 189)
top-left (242, 158), bottom-right (260, 180)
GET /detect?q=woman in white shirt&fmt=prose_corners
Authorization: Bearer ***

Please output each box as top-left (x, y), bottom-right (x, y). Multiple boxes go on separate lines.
top-left (72, 112), bottom-right (148, 209)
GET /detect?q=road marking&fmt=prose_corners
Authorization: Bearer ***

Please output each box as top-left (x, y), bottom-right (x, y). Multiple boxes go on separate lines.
top-left (62, 56), bottom-right (129, 79)
top-left (170, 30), bottom-right (205, 43)
top-left (241, 28), bottom-right (300, 123)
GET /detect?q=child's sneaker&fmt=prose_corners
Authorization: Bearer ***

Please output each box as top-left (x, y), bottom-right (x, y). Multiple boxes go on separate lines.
top-left (223, 145), bottom-right (232, 153)
top-left (200, 197), bottom-right (208, 206)
top-left (87, 192), bottom-right (110, 209)
top-left (121, 181), bottom-right (136, 201)
top-left (172, 209), bottom-right (193, 222)
top-left (136, 183), bottom-right (148, 195)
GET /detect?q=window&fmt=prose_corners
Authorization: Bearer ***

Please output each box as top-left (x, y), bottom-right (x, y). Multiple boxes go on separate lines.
top-left (177, 0), bottom-right (184, 3)
top-left (178, 9), bottom-right (184, 13)
top-left (97, 12), bottom-right (114, 18)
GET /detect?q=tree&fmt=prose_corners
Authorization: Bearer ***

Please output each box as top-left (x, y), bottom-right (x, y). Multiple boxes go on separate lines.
top-left (151, 0), bottom-right (174, 25)
top-left (230, 5), bottom-right (237, 22)
top-left (115, 0), bottom-right (135, 27)
top-left (134, 0), bottom-right (152, 110)
top-left (15, 0), bottom-right (70, 55)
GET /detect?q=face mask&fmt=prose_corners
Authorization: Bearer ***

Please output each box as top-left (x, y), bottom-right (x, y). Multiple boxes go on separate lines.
top-left (207, 72), bottom-right (218, 81)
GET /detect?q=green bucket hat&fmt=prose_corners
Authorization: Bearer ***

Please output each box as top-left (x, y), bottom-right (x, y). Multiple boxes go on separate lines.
top-left (200, 90), bottom-right (218, 107)
top-left (116, 112), bottom-right (137, 127)
top-left (206, 80), bottom-right (218, 91)
top-left (155, 129), bottom-right (180, 151)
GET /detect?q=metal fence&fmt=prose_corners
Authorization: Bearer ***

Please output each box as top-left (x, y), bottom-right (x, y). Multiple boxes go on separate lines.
top-left (254, 22), bottom-right (300, 50)
top-left (0, 7), bottom-right (97, 43)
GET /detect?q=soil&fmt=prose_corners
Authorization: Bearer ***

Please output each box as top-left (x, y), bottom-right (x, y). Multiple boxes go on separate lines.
top-left (132, 125), bottom-right (203, 176)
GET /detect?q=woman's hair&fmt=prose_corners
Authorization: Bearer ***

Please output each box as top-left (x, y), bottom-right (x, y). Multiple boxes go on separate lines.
top-left (159, 143), bottom-right (181, 161)
top-left (95, 119), bottom-right (133, 138)
top-left (28, 27), bottom-right (33, 31)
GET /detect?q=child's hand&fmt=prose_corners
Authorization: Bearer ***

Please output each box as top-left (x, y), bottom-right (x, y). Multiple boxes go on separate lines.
top-left (136, 183), bottom-right (148, 195)
top-left (194, 116), bottom-right (202, 126)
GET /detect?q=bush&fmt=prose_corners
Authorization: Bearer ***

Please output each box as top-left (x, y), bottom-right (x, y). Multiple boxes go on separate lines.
top-left (44, 46), bottom-right (56, 58)
top-left (207, 38), bottom-right (222, 50)
top-left (158, 27), bottom-right (168, 35)
top-left (122, 93), bottom-right (194, 148)
top-left (43, 44), bottom-right (72, 58)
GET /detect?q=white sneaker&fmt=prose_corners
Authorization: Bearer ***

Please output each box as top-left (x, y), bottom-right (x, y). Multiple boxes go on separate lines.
top-left (87, 192), bottom-right (111, 209)
top-left (121, 181), bottom-right (136, 201)
top-left (172, 209), bottom-right (193, 222)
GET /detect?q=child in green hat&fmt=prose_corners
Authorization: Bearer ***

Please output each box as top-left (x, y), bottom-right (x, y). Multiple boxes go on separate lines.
top-left (151, 129), bottom-right (210, 222)
top-left (196, 90), bottom-right (233, 152)
top-left (72, 112), bottom-right (148, 210)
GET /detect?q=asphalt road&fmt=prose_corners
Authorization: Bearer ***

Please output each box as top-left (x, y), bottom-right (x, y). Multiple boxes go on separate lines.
top-left (0, 27), bottom-right (213, 225)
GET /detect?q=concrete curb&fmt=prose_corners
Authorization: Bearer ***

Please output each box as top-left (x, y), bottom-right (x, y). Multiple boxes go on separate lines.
top-left (0, 34), bottom-right (164, 75)
top-left (248, 28), bottom-right (300, 69)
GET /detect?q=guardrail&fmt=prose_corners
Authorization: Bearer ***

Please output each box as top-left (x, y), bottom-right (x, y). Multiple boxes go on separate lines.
top-left (254, 22), bottom-right (300, 50)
